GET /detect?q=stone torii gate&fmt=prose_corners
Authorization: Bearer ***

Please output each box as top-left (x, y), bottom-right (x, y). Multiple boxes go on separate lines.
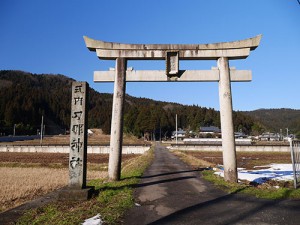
top-left (84, 35), bottom-right (261, 182)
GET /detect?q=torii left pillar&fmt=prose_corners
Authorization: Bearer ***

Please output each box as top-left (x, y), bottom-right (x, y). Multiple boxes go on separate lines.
top-left (108, 58), bottom-right (127, 181)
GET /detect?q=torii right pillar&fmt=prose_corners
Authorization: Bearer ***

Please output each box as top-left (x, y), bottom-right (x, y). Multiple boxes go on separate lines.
top-left (218, 57), bottom-right (237, 182)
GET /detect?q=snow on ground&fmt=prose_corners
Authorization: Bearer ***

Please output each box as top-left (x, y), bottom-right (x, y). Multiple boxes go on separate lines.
top-left (82, 214), bottom-right (103, 225)
top-left (215, 164), bottom-right (294, 184)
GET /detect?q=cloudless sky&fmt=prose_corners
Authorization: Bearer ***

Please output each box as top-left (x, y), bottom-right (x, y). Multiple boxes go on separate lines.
top-left (1, 0), bottom-right (299, 111)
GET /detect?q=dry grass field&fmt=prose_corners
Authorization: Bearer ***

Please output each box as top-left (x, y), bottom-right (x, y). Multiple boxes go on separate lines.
top-left (0, 129), bottom-right (146, 212)
top-left (0, 167), bottom-right (68, 212)
top-left (0, 152), bottom-right (138, 213)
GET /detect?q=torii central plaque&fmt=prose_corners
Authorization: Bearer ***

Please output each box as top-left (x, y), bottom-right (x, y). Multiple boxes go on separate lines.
top-left (84, 35), bottom-right (262, 182)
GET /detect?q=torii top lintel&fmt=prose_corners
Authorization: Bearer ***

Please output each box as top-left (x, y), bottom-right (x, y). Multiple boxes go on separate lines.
top-left (83, 35), bottom-right (262, 60)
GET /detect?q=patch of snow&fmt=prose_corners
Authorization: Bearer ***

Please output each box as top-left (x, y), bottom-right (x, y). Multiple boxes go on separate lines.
top-left (82, 214), bottom-right (103, 225)
top-left (215, 164), bottom-right (294, 184)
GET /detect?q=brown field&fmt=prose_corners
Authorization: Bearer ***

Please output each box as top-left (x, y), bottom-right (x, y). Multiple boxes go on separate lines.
top-left (1, 129), bottom-right (148, 146)
top-left (0, 152), bottom-right (137, 165)
top-left (179, 151), bottom-right (292, 170)
top-left (0, 152), bottom-right (139, 213)
top-left (0, 149), bottom-right (293, 213)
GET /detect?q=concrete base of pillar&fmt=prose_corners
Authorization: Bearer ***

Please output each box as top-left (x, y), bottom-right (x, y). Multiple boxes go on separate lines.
top-left (58, 186), bottom-right (94, 201)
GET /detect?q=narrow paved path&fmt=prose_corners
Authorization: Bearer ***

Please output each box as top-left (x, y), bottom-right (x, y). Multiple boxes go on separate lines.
top-left (123, 143), bottom-right (300, 225)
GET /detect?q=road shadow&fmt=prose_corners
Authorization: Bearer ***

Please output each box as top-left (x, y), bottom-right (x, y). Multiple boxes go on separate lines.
top-left (97, 175), bottom-right (199, 193)
top-left (147, 188), bottom-right (297, 225)
top-left (141, 168), bottom-right (208, 179)
top-left (134, 176), bottom-right (197, 188)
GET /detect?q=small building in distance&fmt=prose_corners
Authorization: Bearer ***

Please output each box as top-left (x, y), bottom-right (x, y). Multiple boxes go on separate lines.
top-left (171, 129), bottom-right (186, 140)
top-left (199, 126), bottom-right (221, 138)
top-left (258, 132), bottom-right (281, 141)
top-left (234, 132), bottom-right (248, 139)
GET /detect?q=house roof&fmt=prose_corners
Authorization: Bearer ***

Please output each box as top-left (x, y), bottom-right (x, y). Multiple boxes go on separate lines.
top-left (200, 126), bottom-right (221, 133)
top-left (172, 130), bottom-right (186, 135)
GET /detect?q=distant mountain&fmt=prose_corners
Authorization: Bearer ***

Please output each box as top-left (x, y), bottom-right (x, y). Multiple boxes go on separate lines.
top-left (0, 70), bottom-right (284, 138)
top-left (244, 109), bottom-right (300, 136)
top-left (0, 70), bottom-right (112, 135)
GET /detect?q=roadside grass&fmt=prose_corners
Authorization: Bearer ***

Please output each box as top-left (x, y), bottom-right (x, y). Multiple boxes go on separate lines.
top-left (173, 150), bottom-right (300, 200)
top-left (17, 148), bottom-right (154, 225)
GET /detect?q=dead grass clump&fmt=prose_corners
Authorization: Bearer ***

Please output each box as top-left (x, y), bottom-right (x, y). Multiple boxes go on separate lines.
top-left (87, 170), bottom-right (108, 180)
top-left (172, 151), bottom-right (214, 169)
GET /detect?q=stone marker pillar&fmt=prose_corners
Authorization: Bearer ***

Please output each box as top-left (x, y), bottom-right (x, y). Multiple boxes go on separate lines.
top-left (59, 81), bottom-right (93, 200)
top-left (108, 58), bottom-right (127, 181)
top-left (218, 57), bottom-right (238, 183)
top-left (69, 82), bottom-right (88, 188)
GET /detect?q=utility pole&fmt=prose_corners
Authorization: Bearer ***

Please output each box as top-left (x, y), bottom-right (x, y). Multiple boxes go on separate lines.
top-left (280, 129), bottom-right (282, 141)
top-left (176, 114), bottom-right (178, 145)
top-left (40, 115), bottom-right (44, 145)
top-left (160, 124), bottom-right (162, 142)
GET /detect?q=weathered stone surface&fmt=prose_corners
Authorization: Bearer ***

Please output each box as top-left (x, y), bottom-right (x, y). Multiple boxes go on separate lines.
top-left (218, 57), bottom-right (237, 182)
top-left (84, 35), bottom-right (262, 51)
top-left (108, 58), bottom-right (127, 181)
top-left (94, 69), bottom-right (251, 82)
top-left (58, 186), bottom-right (94, 201)
top-left (95, 48), bottom-right (251, 60)
top-left (166, 51), bottom-right (179, 76)
top-left (69, 82), bottom-right (89, 188)
top-left (84, 35), bottom-right (261, 60)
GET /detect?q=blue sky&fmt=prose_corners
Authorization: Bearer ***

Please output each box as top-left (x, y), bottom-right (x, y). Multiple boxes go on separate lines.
top-left (1, 0), bottom-right (299, 111)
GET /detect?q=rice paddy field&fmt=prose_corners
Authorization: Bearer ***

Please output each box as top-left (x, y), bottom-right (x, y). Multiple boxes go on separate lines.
top-left (0, 152), bottom-right (138, 212)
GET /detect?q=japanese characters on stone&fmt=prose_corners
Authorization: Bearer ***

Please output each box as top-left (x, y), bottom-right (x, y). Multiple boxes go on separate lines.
top-left (69, 82), bottom-right (88, 188)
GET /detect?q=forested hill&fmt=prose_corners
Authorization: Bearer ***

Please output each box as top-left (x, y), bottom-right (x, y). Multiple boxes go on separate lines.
top-left (0, 70), bottom-right (268, 137)
top-left (244, 109), bottom-right (300, 136)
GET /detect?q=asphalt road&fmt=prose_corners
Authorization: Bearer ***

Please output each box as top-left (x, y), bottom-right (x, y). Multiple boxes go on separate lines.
top-left (123, 143), bottom-right (300, 225)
